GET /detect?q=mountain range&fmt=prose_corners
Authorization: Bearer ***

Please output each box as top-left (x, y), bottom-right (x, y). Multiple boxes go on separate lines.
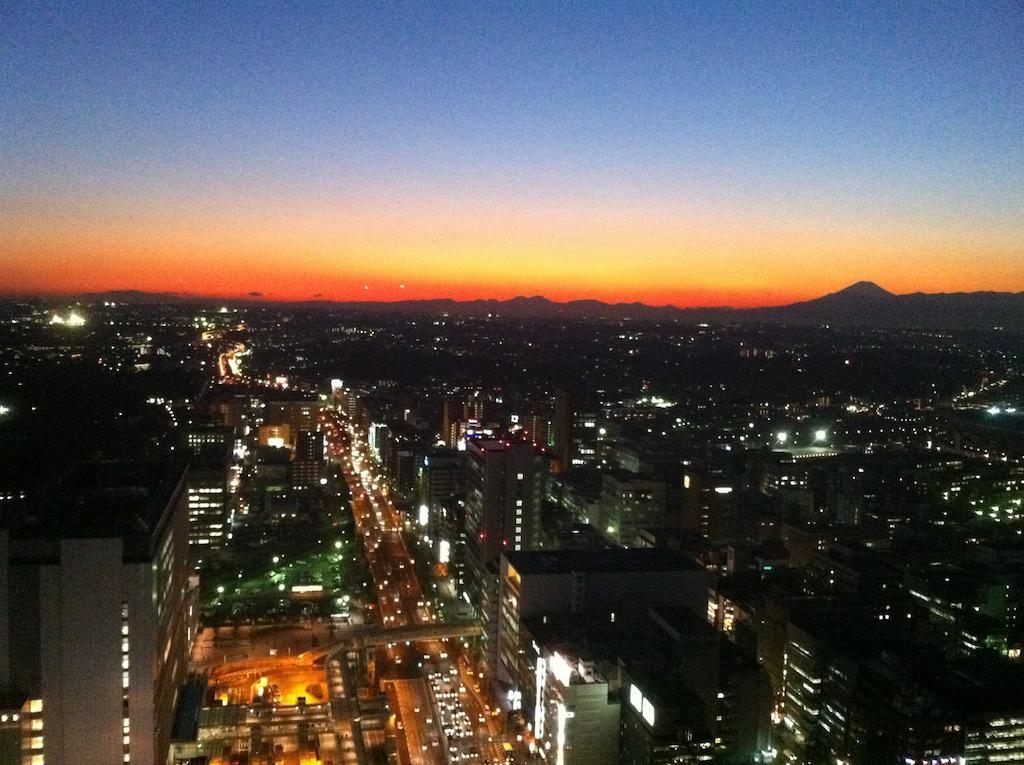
top-left (59, 282), bottom-right (1024, 330)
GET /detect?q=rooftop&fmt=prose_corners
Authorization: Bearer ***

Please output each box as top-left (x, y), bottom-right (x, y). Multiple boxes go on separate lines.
top-left (10, 458), bottom-right (187, 560)
top-left (505, 547), bottom-right (703, 575)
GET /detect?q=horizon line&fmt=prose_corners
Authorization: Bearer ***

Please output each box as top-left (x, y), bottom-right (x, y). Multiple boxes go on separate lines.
top-left (2, 285), bottom-right (853, 312)
top-left (3, 281), bottom-right (1022, 313)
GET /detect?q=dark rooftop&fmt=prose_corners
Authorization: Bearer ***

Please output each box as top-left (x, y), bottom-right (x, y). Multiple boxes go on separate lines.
top-left (505, 547), bottom-right (703, 575)
top-left (522, 610), bottom-right (638, 649)
top-left (10, 458), bottom-right (186, 559)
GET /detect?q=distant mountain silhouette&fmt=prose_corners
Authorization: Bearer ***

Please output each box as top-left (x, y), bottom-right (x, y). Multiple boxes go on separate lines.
top-left (73, 289), bottom-right (194, 303)
top-left (735, 282), bottom-right (1022, 329)
top-left (830, 280), bottom-right (895, 299)
top-left (50, 282), bottom-right (1024, 329)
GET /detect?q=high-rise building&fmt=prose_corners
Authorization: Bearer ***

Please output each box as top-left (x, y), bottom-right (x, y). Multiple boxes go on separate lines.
top-left (465, 440), bottom-right (543, 564)
top-left (419, 448), bottom-right (467, 582)
top-left (463, 394), bottom-right (485, 424)
top-left (294, 429), bottom-right (324, 462)
top-left (599, 471), bottom-right (667, 546)
top-left (184, 427), bottom-right (234, 568)
top-left (524, 412), bottom-right (550, 449)
top-left (553, 390), bottom-right (573, 474)
top-left (496, 549), bottom-right (713, 692)
top-left (0, 461), bottom-right (194, 765)
top-left (681, 463), bottom-right (741, 544)
top-left (620, 670), bottom-right (715, 765)
top-left (533, 648), bottom-right (620, 765)
top-left (464, 440), bottom-right (543, 673)
top-left (553, 390), bottom-right (600, 473)
top-left (381, 421), bottom-right (433, 499)
top-left (441, 399), bottom-right (461, 448)
top-left (263, 399), bottom-right (322, 434)
top-left (291, 429), bottom-right (326, 490)
top-left (186, 458), bottom-right (230, 567)
top-left (184, 424), bottom-right (233, 454)
top-left (419, 448), bottom-right (466, 535)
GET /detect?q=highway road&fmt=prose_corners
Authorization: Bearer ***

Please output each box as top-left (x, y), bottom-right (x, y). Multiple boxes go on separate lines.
top-left (385, 678), bottom-right (447, 765)
top-left (324, 410), bottom-right (508, 765)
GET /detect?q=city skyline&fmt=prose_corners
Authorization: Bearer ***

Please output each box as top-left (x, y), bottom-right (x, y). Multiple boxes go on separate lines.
top-left (3, 2), bottom-right (1023, 305)
top-left (4, 4), bottom-right (1024, 763)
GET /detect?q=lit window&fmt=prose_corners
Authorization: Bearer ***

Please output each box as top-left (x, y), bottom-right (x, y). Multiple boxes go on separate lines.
top-left (28, 699), bottom-right (43, 714)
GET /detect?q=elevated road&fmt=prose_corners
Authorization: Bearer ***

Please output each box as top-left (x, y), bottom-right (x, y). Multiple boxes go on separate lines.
top-left (312, 620), bottom-right (482, 654)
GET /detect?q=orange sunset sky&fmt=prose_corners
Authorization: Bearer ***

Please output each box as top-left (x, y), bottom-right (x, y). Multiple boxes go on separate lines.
top-left (2, 4), bottom-right (1022, 307)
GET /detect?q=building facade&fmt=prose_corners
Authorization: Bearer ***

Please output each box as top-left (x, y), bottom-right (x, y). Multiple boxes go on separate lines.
top-left (0, 464), bottom-right (194, 765)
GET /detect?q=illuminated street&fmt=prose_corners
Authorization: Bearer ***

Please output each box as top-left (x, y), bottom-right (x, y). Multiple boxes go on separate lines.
top-left (324, 410), bottom-right (509, 765)
top-left (385, 678), bottom-right (446, 765)
top-left (7, 5), bottom-right (1024, 762)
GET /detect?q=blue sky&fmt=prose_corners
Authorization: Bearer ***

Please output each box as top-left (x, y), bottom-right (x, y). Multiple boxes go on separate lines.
top-left (2, 1), bottom-right (1022, 302)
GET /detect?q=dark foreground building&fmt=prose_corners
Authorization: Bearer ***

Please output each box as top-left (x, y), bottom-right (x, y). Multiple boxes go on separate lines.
top-left (0, 461), bottom-right (195, 765)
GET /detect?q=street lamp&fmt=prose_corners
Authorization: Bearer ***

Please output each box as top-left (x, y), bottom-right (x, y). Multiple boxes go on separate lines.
top-left (814, 429), bottom-right (828, 442)
top-left (776, 431), bottom-right (788, 444)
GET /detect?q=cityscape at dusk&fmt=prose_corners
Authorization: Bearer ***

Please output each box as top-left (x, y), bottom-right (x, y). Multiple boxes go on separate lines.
top-left (2, 3), bottom-right (1024, 765)
top-left (3, 3), bottom-right (1023, 304)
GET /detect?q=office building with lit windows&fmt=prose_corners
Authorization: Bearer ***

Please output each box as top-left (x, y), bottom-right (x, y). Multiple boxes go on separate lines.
top-left (533, 647), bottom-right (620, 765)
top-left (599, 471), bottom-right (667, 546)
top-left (263, 398), bottom-right (321, 434)
top-left (290, 429), bottom-right (326, 490)
top-left (464, 439), bottom-right (544, 674)
top-left (184, 424), bottom-right (233, 455)
top-left (185, 462), bottom-right (229, 565)
top-left (184, 438), bottom-right (233, 567)
top-left (552, 390), bottom-right (601, 473)
top-left (419, 447), bottom-right (467, 578)
top-left (419, 447), bottom-right (467, 535)
top-left (0, 461), bottom-right (194, 765)
top-left (620, 670), bottom-right (715, 765)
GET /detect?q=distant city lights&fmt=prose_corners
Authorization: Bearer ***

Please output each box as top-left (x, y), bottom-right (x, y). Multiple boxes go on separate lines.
top-left (49, 311), bottom-right (86, 327)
